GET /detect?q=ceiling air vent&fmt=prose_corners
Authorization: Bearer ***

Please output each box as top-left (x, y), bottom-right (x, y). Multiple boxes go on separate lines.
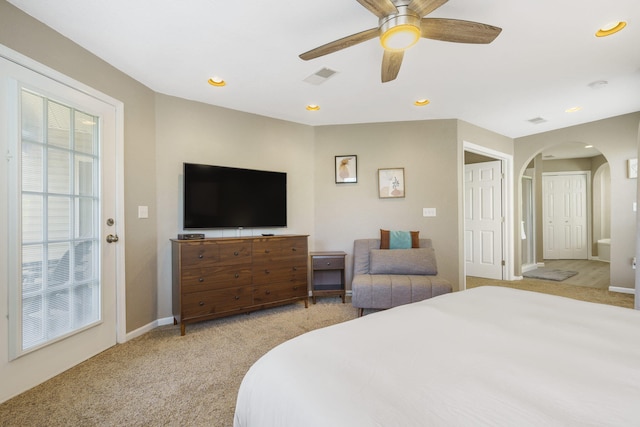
top-left (303, 67), bottom-right (338, 85)
top-left (527, 117), bottom-right (547, 125)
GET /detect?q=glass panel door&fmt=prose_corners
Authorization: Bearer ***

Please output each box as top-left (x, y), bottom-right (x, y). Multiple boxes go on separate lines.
top-left (20, 89), bottom-right (101, 353)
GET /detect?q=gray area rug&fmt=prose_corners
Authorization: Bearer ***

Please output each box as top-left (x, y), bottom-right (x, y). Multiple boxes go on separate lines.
top-left (523, 268), bottom-right (578, 281)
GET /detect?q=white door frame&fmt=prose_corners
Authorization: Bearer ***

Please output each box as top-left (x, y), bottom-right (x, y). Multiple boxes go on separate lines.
top-left (462, 141), bottom-right (515, 288)
top-left (0, 44), bottom-right (126, 344)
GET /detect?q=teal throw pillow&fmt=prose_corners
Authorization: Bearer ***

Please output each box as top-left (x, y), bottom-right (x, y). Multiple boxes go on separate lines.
top-left (389, 230), bottom-right (412, 249)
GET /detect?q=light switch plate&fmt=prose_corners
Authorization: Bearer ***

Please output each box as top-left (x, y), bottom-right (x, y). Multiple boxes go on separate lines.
top-left (138, 205), bottom-right (149, 219)
top-left (423, 208), bottom-right (436, 217)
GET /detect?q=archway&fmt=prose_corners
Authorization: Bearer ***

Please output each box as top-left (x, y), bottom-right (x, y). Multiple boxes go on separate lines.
top-left (518, 142), bottom-right (610, 286)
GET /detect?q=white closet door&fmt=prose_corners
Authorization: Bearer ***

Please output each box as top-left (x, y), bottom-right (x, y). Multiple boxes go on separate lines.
top-left (543, 173), bottom-right (588, 260)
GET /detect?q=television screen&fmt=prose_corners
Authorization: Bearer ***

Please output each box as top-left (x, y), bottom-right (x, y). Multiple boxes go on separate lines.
top-left (183, 163), bottom-right (287, 229)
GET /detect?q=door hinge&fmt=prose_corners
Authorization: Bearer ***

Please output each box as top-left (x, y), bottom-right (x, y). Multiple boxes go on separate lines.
top-left (501, 260), bottom-right (505, 266)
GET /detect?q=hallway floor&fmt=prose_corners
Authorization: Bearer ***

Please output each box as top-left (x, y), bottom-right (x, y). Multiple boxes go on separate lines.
top-left (535, 259), bottom-right (610, 289)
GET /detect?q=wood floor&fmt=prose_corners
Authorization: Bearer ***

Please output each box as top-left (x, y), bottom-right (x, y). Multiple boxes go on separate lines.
top-left (526, 259), bottom-right (610, 289)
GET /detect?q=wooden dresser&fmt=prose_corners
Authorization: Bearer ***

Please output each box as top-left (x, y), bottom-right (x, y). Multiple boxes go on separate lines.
top-left (172, 235), bottom-right (308, 335)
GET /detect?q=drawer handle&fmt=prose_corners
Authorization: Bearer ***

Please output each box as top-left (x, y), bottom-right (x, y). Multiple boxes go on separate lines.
top-left (265, 290), bottom-right (271, 295)
top-left (198, 254), bottom-right (204, 259)
top-left (235, 295), bottom-right (240, 300)
top-left (199, 301), bottom-right (205, 306)
top-left (292, 266), bottom-right (297, 271)
top-left (198, 277), bottom-right (204, 282)
top-left (293, 286), bottom-right (298, 290)
top-left (326, 262), bottom-right (331, 266)
top-left (292, 247), bottom-right (297, 252)
top-left (264, 269), bottom-right (270, 274)
top-left (234, 251), bottom-right (239, 256)
top-left (265, 249), bottom-right (270, 254)
top-left (235, 273), bottom-right (240, 278)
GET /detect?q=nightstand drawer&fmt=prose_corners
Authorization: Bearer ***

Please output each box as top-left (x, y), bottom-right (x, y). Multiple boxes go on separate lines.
top-left (312, 256), bottom-right (345, 270)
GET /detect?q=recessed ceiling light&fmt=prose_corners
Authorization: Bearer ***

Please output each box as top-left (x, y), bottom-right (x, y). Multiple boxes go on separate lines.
top-left (414, 99), bottom-right (430, 106)
top-left (306, 104), bottom-right (320, 111)
top-left (596, 21), bottom-right (626, 37)
top-left (208, 77), bottom-right (226, 87)
top-left (585, 145), bottom-right (593, 149)
top-left (565, 106), bottom-right (582, 113)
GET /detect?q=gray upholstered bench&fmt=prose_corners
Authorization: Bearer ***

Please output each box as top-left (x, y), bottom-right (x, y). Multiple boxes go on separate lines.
top-left (351, 238), bottom-right (452, 316)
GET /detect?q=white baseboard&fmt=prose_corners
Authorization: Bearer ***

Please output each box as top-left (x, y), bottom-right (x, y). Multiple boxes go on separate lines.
top-left (608, 286), bottom-right (636, 295)
top-left (125, 316), bottom-right (174, 341)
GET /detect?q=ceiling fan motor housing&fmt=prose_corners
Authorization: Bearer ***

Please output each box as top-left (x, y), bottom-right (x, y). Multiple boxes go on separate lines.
top-left (379, 5), bottom-right (421, 51)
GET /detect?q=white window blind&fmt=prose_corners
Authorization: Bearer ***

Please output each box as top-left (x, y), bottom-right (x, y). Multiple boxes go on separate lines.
top-left (19, 88), bottom-right (101, 353)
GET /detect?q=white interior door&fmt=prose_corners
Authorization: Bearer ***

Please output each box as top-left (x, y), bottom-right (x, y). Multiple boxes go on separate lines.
top-left (543, 173), bottom-right (588, 260)
top-left (0, 55), bottom-right (119, 402)
top-left (464, 160), bottom-right (503, 279)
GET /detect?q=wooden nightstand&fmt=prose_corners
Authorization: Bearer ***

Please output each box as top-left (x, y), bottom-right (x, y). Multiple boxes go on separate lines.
top-left (310, 251), bottom-right (347, 304)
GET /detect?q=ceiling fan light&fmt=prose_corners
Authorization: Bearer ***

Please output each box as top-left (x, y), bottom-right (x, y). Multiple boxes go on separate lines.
top-left (595, 21), bottom-right (626, 37)
top-left (380, 24), bottom-right (420, 51)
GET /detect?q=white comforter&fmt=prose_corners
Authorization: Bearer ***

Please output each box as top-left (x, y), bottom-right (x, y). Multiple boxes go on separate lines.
top-left (234, 286), bottom-right (640, 427)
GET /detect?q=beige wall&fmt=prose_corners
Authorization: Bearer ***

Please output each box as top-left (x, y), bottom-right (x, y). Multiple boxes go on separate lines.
top-left (0, 0), bottom-right (158, 332)
top-left (154, 94), bottom-right (316, 318)
top-left (313, 120), bottom-right (462, 290)
top-left (2, 0), bottom-right (638, 331)
top-left (515, 112), bottom-right (640, 289)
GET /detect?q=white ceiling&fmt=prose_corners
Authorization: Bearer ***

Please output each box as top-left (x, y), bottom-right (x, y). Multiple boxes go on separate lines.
top-left (8, 0), bottom-right (640, 139)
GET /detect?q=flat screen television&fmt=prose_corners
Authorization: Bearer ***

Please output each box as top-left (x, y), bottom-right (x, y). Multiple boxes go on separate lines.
top-left (183, 163), bottom-right (287, 229)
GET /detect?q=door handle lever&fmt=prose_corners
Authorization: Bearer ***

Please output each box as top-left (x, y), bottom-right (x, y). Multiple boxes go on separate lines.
top-left (106, 234), bottom-right (119, 243)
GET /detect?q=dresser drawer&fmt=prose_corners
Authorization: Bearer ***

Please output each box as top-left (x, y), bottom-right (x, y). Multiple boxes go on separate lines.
top-left (180, 265), bottom-right (252, 292)
top-left (253, 264), bottom-right (307, 285)
top-left (253, 237), bottom-right (308, 264)
top-left (312, 256), bottom-right (345, 270)
top-left (180, 243), bottom-right (220, 268)
top-left (253, 282), bottom-right (307, 305)
top-left (217, 241), bottom-right (252, 264)
top-left (182, 287), bottom-right (251, 320)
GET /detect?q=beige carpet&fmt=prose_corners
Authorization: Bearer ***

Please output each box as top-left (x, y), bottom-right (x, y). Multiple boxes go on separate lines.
top-left (0, 283), bottom-right (635, 426)
top-left (0, 298), bottom-right (357, 427)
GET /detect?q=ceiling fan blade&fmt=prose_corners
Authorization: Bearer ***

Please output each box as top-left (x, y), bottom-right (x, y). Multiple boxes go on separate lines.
top-left (356, 0), bottom-right (398, 18)
top-left (381, 50), bottom-right (404, 83)
top-left (299, 28), bottom-right (379, 61)
top-left (408, 0), bottom-right (448, 17)
top-left (421, 18), bottom-right (502, 44)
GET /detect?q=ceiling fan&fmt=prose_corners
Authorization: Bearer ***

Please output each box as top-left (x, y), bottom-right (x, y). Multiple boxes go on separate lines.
top-left (299, 0), bottom-right (502, 83)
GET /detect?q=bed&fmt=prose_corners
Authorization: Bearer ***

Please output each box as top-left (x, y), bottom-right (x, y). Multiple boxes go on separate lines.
top-left (234, 286), bottom-right (640, 426)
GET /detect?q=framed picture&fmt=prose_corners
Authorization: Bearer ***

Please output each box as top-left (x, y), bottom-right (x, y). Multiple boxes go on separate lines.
top-left (628, 158), bottom-right (637, 179)
top-left (335, 155), bottom-right (357, 183)
top-left (378, 168), bottom-right (405, 198)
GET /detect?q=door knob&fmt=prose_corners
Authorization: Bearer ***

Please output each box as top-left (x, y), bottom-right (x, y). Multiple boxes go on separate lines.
top-left (106, 234), bottom-right (119, 243)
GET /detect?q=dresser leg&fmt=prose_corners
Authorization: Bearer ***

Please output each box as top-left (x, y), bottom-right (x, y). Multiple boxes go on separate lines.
top-left (180, 323), bottom-right (186, 336)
